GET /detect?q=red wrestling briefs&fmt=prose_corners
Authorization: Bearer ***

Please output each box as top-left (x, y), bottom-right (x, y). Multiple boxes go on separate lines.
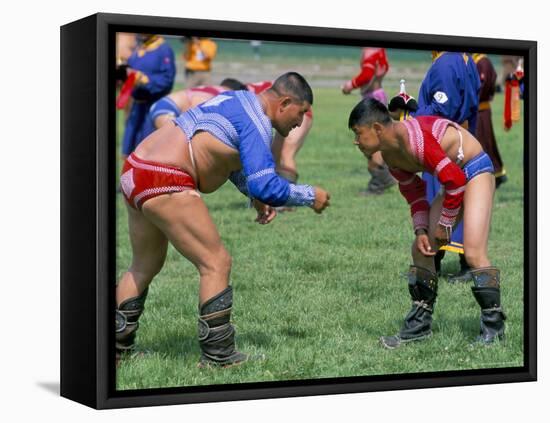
top-left (120, 153), bottom-right (197, 210)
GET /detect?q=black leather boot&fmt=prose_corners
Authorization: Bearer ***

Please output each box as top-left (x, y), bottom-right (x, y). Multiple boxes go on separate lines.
top-left (471, 267), bottom-right (506, 344)
top-left (115, 288), bottom-right (149, 359)
top-left (198, 286), bottom-right (249, 367)
top-left (380, 266), bottom-right (438, 349)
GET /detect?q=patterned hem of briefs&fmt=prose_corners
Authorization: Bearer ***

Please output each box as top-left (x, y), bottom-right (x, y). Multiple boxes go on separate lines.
top-left (134, 186), bottom-right (194, 208)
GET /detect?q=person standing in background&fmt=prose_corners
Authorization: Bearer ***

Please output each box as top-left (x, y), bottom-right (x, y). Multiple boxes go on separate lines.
top-left (116, 32), bottom-right (137, 67)
top-left (342, 47), bottom-right (395, 196)
top-left (499, 56), bottom-right (520, 92)
top-left (182, 37), bottom-right (218, 88)
top-left (121, 34), bottom-right (176, 159)
top-left (115, 33), bottom-right (138, 118)
top-left (473, 53), bottom-right (507, 188)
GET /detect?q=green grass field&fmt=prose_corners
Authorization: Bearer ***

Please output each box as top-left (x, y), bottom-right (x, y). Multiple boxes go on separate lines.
top-left (115, 83), bottom-right (524, 390)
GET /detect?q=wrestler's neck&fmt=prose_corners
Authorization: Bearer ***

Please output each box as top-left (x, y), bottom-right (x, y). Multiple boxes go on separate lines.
top-left (257, 91), bottom-right (278, 120)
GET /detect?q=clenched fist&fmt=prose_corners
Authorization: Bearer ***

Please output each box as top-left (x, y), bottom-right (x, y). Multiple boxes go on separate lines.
top-left (311, 187), bottom-right (331, 214)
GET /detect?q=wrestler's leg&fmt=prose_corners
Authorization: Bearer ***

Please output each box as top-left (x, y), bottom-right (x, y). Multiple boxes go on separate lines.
top-left (463, 173), bottom-right (505, 343)
top-left (142, 191), bottom-right (249, 365)
top-left (116, 203), bottom-right (168, 355)
top-left (396, 195), bottom-right (443, 343)
top-left (463, 173), bottom-right (494, 269)
top-left (142, 191), bottom-right (230, 303)
top-left (117, 203), bottom-right (168, 304)
top-left (381, 196), bottom-right (441, 349)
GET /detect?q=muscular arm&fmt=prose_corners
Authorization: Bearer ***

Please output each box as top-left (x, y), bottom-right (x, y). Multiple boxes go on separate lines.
top-left (234, 117), bottom-right (315, 207)
top-left (188, 92), bottom-right (316, 207)
top-left (234, 131), bottom-right (315, 206)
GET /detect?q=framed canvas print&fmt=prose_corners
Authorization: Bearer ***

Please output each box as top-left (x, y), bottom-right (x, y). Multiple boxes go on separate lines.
top-left (60, 12), bottom-right (537, 409)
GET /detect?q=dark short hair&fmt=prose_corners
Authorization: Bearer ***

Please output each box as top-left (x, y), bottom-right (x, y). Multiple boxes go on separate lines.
top-left (219, 78), bottom-right (248, 91)
top-left (348, 98), bottom-right (392, 129)
top-left (269, 72), bottom-right (314, 105)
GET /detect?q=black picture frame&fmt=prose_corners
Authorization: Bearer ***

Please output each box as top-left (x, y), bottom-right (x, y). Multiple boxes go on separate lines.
top-left (60, 12), bottom-right (537, 409)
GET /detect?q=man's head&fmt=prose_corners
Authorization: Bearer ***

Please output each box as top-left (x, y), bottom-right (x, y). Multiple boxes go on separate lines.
top-left (266, 72), bottom-right (313, 137)
top-left (220, 78), bottom-right (248, 91)
top-left (137, 34), bottom-right (157, 44)
top-left (348, 98), bottom-right (392, 158)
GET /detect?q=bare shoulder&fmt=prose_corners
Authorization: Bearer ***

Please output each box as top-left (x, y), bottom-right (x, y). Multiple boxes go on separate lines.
top-left (386, 121), bottom-right (425, 172)
top-left (393, 122), bottom-right (412, 154)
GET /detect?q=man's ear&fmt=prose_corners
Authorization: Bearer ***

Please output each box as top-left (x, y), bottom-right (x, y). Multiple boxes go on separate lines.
top-left (280, 97), bottom-right (292, 110)
top-left (372, 122), bottom-right (384, 134)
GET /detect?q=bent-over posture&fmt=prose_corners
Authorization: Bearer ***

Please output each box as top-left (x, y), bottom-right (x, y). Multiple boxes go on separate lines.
top-left (116, 72), bottom-right (331, 367)
top-left (348, 99), bottom-right (504, 349)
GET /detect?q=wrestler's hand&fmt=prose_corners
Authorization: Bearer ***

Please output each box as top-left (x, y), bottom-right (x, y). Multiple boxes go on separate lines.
top-left (311, 187), bottom-right (331, 214)
top-left (253, 199), bottom-right (277, 225)
top-left (415, 231), bottom-right (436, 257)
top-left (434, 224), bottom-right (451, 249)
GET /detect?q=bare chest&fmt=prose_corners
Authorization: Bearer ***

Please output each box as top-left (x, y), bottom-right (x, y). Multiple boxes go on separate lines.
top-left (383, 151), bottom-right (423, 174)
top-left (191, 132), bottom-right (242, 193)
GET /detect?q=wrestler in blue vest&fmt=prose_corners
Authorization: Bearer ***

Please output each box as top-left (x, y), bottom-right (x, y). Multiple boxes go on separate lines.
top-left (122, 34), bottom-right (176, 156)
top-left (413, 51), bottom-right (480, 280)
top-left (174, 90), bottom-right (316, 207)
